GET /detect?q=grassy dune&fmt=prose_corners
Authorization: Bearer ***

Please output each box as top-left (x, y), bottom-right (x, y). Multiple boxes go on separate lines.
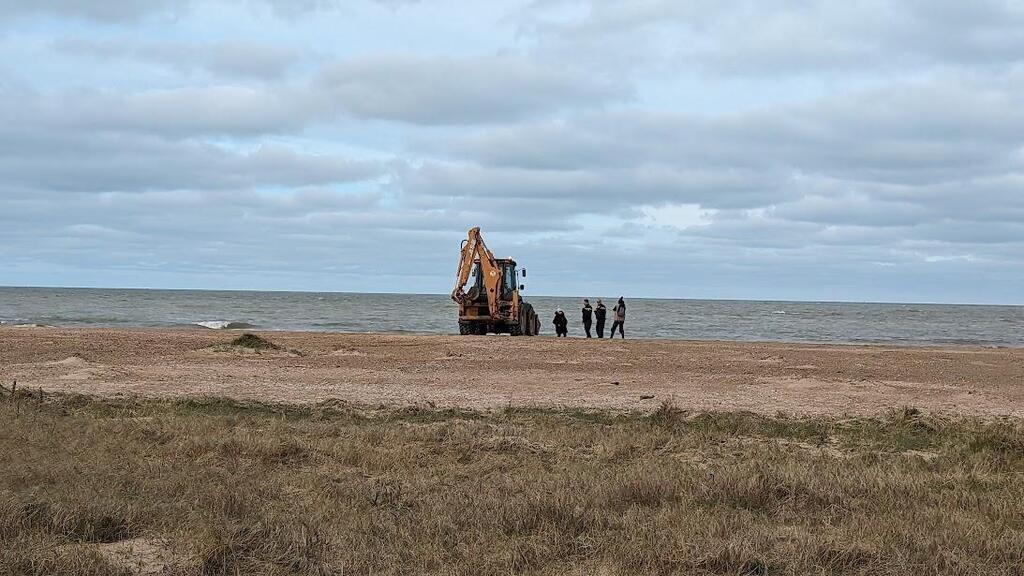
top-left (1, 392), bottom-right (1023, 575)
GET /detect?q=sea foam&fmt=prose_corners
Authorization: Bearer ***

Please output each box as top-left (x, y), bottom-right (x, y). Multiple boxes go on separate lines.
top-left (193, 321), bottom-right (256, 330)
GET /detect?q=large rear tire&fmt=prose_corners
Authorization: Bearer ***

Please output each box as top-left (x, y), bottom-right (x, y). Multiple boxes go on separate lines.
top-left (519, 302), bottom-right (538, 336)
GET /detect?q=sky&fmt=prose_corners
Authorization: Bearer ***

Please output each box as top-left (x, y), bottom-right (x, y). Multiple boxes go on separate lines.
top-left (0, 0), bottom-right (1022, 304)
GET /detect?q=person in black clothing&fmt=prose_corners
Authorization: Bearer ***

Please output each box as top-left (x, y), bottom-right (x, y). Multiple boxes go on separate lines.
top-left (581, 299), bottom-right (593, 338)
top-left (594, 299), bottom-right (607, 338)
top-left (553, 308), bottom-right (568, 337)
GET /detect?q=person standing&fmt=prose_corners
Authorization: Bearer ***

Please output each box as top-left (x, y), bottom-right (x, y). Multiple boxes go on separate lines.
top-left (581, 299), bottom-right (593, 338)
top-left (610, 297), bottom-right (626, 339)
top-left (553, 308), bottom-right (568, 337)
top-left (594, 299), bottom-right (607, 338)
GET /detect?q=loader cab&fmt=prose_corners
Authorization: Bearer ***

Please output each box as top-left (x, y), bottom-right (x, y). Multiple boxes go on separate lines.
top-left (499, 259), bottom-right (519, 300)
top-left (467, 259), bottom-right (520, 303)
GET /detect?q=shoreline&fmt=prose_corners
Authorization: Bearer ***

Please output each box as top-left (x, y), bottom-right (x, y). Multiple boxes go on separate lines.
top-left (2, 326), bottom-right (1023, 418)
top-left (2, 323), bottom-right (1020, 349)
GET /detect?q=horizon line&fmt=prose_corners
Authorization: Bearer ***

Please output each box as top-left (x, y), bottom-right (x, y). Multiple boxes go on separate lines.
top-left (1, 284), bottom-right (1021, 308)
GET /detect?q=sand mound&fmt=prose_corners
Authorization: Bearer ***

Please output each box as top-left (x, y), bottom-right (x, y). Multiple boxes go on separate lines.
top-left (93, 537), bottom-right (181, 575)
top-left (50, 356), bottom-right (89, 367)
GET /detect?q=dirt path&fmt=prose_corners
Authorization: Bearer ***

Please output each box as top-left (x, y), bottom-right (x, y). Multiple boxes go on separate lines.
top-left (2, 327), bottom-right (1023, 416)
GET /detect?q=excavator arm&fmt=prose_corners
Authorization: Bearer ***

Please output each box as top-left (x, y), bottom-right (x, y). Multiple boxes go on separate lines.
top-left (451, 227), bottom-right (502, 318)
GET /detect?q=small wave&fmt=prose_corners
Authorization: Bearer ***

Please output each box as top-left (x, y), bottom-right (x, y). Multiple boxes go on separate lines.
top-left (771, 310), bottom-right (787, 315)
top-left (193, 321), bottom-right (257, 330)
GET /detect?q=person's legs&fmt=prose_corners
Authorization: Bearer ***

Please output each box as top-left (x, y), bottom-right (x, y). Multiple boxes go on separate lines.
top-left (610, 321), bottom-right (620, 338)
top-left (584, 321), bottom-right (592, 338)
top-left (617, 322), bottom-right (625, 338)
top-left (596, 321), bottom-right (604, 338)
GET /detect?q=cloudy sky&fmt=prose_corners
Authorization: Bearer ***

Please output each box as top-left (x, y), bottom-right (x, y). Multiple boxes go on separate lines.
top-left (1, 0), bottom-right (1022, 304)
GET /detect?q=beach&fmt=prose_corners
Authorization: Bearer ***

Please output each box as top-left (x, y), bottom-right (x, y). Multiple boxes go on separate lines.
top-left (3, 327), bottom-right (1022, 417)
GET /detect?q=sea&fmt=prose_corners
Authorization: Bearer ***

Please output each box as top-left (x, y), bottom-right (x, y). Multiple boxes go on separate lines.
top-left (0, 287), bottom-right (1021, 346)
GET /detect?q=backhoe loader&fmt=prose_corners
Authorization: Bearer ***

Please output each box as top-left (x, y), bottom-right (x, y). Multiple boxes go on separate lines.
top-left (451, 227), bottom-right (540, 336)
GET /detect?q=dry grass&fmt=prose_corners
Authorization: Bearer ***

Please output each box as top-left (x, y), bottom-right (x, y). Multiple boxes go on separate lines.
top-left (1, 395), bottom-right (1023, 575)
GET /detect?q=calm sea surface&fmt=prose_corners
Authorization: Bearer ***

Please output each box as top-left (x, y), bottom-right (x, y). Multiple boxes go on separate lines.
top-left (1, 287), bottom-right (1021, 346)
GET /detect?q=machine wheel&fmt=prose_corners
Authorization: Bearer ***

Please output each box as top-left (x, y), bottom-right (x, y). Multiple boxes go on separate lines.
top-left (460, 322), bottom-right (486, 335)
top-left (461, 322), bottom-right (489, 335)
top-left (518, 302), bottom-right (538, 336)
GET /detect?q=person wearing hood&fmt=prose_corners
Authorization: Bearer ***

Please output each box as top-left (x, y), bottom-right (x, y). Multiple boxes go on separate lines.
top-left (552, 308), bottom-right (569, 337)
top-left (581, 299), bottom-right (593, 338)
top-left (610, 297), bottom-right (626, 339)
top-left (594, 299), bottom-right (607, 338)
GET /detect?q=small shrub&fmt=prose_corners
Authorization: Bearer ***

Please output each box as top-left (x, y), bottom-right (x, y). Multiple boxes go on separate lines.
top-left (230, 333), bottom-right (280, 350)
top-left (59, 506), bottom-right (135, 543)
top-left (200, 520), bottom-right (332, 575)
top-left (649, 400), bottom-right (686, 427)
top-left (606, 469), bottom-right (680, 510)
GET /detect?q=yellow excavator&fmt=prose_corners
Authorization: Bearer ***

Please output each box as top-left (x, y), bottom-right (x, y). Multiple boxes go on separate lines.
top-left (451, 227), bottom-right (540, 336)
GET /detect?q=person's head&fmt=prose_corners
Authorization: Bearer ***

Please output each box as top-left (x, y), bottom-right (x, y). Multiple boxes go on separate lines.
top-left (556, 307), bottom-right (563, 314)
top-left (583, 299), bottom-right (590, 305)
top-left (596, 298), bottom-right (603, 305)
top-left (618, 296), bottom-right (624, 303)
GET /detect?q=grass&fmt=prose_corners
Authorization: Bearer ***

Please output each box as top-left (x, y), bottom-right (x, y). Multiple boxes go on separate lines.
top-left (2, 396), bottom-right (1023, 575)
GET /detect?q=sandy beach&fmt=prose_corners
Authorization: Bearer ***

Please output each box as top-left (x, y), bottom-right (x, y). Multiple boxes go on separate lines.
top-left (1, 327), bottom-right (1022, 416)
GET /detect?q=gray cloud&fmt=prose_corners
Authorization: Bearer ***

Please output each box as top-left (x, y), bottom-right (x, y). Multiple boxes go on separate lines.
top-left (400, 160), bottom-right (787, 214)
top-left (0, 0), bottom-right (416, 22)
top-left (315, 54), bottom-right (628, 125)
top-left (262, 0), bottom-right (421, 17)
top-left (0, 124), bottom-right (385, 193)
top-left (12, 50), bottom-right (623, 138)
top-left (27, 86), bottom-right (309, 137)
top-left (0, 0), bottom-right (187, 22)
top-left (53, 38), bottom-right (303, 79)
top-left (522, 0), bottom-right (1024, 75)
top-left (431, 71), bottom-right (1024, 180)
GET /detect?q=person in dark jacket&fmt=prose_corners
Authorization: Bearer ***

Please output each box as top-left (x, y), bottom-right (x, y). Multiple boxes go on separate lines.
top-left (610, 297), bottom-right (626, 339)
top-left (581, 299), bottom-right (593, 338)
top-left (552, 308), bottom-right (568, 337)
top-left (594, 299), bottom-right (607, 338)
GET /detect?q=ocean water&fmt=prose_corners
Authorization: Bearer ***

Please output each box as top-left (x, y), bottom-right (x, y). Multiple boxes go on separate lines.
top-left (0, 287), bottom-right (1021, 346)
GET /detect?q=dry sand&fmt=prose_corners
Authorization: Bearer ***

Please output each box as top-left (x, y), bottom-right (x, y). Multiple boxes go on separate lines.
top-left (2, 327), bottom-right (1023, 417)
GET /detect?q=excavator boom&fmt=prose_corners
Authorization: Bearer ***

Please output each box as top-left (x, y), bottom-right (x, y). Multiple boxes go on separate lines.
top-left (451, 227), bottom-right (501, 318)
